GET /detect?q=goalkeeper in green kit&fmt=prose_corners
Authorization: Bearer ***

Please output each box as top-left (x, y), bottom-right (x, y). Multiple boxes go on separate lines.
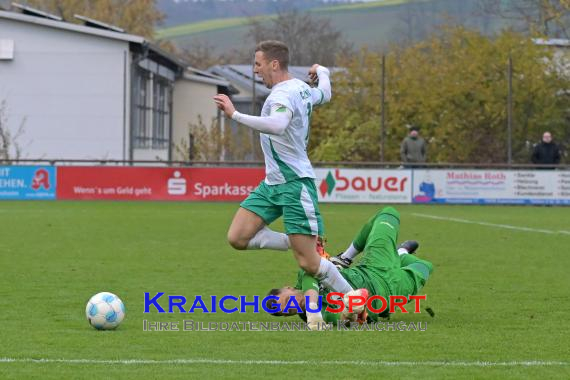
top-left (266, 207), bottom-right (434, 329)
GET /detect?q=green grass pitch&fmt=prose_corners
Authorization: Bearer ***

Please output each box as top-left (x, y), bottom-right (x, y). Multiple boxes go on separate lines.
top-left (0, 201), bottom-right (569, 379)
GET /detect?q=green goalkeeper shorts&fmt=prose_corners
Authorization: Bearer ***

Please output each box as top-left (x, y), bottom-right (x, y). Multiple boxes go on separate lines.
top-left (240, 177), bottom-right (324, 236)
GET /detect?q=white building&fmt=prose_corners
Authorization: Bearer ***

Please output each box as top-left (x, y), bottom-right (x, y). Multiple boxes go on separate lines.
top-left (0, 3), bottom-right (230, 162)
top-left (533, 38), bottom-right (570, 77)
top-left (173, 66), bottom-right (232, 161)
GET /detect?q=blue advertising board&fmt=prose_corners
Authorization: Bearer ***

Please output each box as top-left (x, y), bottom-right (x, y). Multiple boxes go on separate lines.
top-left (0, 166), bottom-right (56, 200)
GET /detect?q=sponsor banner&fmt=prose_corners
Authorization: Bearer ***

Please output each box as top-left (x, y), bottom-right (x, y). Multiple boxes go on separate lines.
top-left (413, 169), bottom-right (570, 205)
top-left (57, 167), bottom-right (265, 201)
top-left (315, 168), bottom-right (412, 203)
top-left (0, 166), bottom-right (56, 200)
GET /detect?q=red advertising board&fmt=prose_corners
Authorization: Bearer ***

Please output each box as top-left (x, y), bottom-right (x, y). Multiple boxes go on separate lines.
top-left (57, 167), bottom-right (265, 201)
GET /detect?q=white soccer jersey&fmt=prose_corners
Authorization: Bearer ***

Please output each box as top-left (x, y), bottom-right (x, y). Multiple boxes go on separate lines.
top-left (260, 78), bottom-right (327, 185)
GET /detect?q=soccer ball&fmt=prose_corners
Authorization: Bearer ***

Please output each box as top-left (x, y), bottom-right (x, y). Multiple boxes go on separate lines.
top-left (85, 292), bottom-right (126, 330)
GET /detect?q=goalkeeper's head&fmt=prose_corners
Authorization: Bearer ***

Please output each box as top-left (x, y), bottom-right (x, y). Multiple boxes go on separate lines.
top-left (265, 287), bottom-right (306, 319)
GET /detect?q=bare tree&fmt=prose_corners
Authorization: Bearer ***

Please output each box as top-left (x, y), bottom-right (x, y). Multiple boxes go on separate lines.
top-left (478, 0), bottom-right (570, 37)
top-left (246, 10), bottom-right (352, 66)
top-left (390, 1), bottom-right (477, 48)
top-left (174, 115), bottom-right (256, 162)
top-left (177, 39), bottom-right (250, 70)
top-left (0, 100), bottom-right (27, 161)
top-left (392, 2), bottom-right (435, 46)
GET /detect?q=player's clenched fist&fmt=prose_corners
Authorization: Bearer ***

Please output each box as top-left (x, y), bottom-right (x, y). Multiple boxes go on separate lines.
top-left (308, 64), bottom-right (321, 84)
top-left (213, 94), bottom-right (236, 118)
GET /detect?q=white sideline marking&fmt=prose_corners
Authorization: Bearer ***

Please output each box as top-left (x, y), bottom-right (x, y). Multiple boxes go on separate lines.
top-left (0, 358), bottom-right (568, 367)
top-left (412, 213), bottom-right (570, 235)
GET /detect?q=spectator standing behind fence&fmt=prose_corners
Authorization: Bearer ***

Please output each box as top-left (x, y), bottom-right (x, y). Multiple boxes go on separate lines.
top-left (400, 126), bottom-right (427, 167)
top-left (531, 132), bottom-right (561, 169)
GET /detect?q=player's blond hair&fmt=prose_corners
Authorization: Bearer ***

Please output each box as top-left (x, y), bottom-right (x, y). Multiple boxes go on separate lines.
top-left (255, 40), bottom-right (289, 70)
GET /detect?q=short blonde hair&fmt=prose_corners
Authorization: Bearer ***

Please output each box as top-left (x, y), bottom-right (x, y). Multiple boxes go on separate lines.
top-left (255, 40), bottom-right (289, 70)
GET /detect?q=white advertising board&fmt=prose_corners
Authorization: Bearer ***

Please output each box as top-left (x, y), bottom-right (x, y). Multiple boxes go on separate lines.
top-left (412, 169), bottom-right (570, 205)
top-left (315, 168), bottom-right (412, 203)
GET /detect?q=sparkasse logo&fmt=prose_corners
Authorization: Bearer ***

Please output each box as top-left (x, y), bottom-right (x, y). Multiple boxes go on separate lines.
top-left (168, 171), bottom-right (187, 195)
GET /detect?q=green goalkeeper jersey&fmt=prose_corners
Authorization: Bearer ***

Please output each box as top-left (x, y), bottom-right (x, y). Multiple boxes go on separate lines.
top-left (294, 266), bottom-right (392, 323)
top-left (294, 207), bottom-right (433, 323)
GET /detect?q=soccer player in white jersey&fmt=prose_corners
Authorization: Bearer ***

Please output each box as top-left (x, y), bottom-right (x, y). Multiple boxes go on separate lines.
top-left (214, 40), bottom-right (354, 295)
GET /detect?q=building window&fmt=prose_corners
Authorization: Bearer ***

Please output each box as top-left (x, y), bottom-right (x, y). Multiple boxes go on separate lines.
top-left (132, 67), bottom-right (172, 150)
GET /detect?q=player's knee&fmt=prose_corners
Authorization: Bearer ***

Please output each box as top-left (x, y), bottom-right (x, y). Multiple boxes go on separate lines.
top-left (416, 258), bottom-right (433, 274)
top-left (409, 260), bottom-right (433, 282)
top-left (380, 206), bottom-right (400, 219)
top-left (227, 232), bottom-right (248, 250)
top-left (299, 259), bottom-right (320, 275)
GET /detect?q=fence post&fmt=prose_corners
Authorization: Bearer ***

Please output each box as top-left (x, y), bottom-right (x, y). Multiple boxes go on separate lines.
top-left (381, 54), bottom-right (386, 163)
top-left (507, 55), bottom-right (513, 164)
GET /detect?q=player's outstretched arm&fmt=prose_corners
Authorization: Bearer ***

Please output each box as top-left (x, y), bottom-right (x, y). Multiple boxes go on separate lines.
top-left (308, 64), bottom-right (332, 105)
top-left (300, 273), bottom-right (327, 329)
top-left (214, 94), bottom-right (292, 136)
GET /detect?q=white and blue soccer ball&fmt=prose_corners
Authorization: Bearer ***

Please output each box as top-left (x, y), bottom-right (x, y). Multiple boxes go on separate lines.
top-left (85, 292), bottom-right (126, 330)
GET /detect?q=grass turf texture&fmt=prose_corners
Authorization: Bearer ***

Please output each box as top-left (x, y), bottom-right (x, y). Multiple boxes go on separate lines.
top-left (0, 201), bottom-right (569, 379)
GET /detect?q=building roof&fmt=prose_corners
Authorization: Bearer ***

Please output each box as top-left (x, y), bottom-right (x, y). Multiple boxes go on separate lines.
top-left (533, 38), bottom-right (570, 47)
top-left (11, 2), bottom-right (62, 21)
top-left (183, 66), bottom-right (232, 88)
top-left (1, 4), bottom-right (188, 71)
top-left (0, 7), bottom-right (144, 44)
top-left (73, 14), bottom-right (125, 33)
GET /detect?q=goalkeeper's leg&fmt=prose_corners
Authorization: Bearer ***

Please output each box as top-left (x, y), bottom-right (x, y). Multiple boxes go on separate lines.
top-left (400, 254), bottom-right (433, 291)
top-left (356, 207), bottom-right (401, 271)
top-left (333, 207), bottom-right (401, 268)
